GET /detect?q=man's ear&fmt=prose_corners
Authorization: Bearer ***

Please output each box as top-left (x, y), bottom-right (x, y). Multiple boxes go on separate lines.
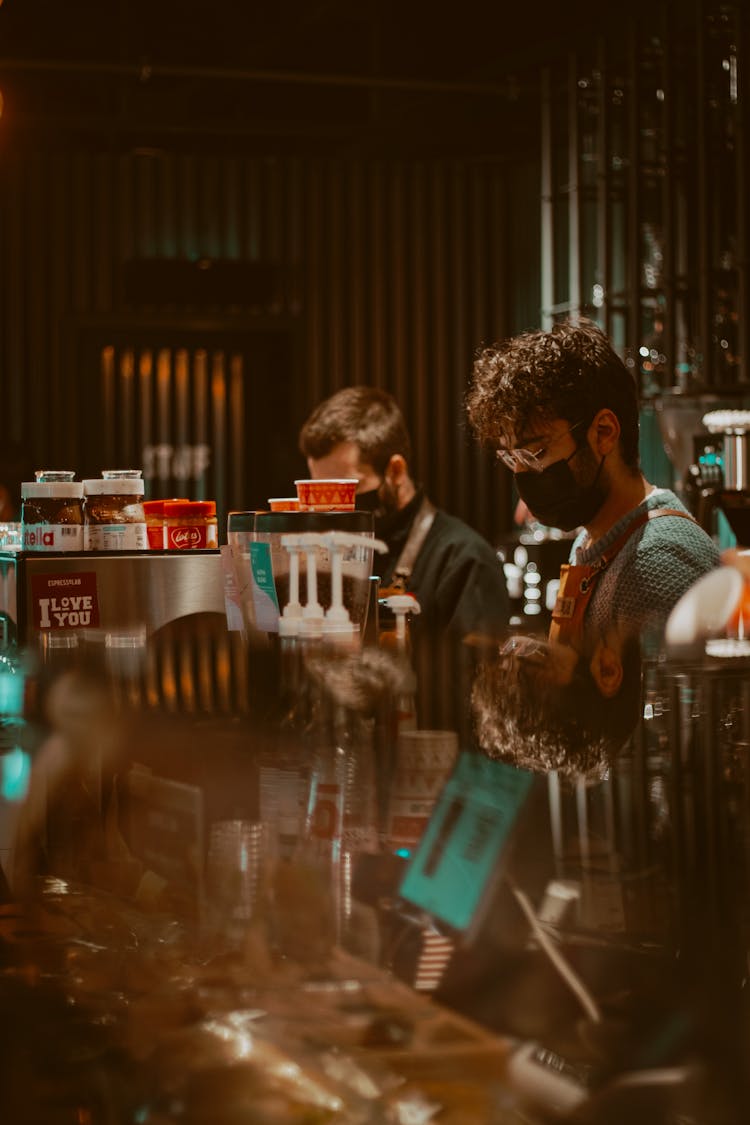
top-left (385, 454), bottom-right (409, 485)
top-left (589, 408), bottom-right (621, 457)
top-left (590, 640), bottom-right (624, 699)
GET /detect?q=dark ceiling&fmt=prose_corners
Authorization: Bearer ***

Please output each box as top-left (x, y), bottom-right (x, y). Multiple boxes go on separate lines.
top-left (0, 0), bottom-right (640, 158)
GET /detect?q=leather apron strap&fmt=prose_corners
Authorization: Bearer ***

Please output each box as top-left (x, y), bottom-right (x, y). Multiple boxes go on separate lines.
top-left (381, 496), bottom-right (437, 594)
top-left (548, 508), bottom-right (696, 647)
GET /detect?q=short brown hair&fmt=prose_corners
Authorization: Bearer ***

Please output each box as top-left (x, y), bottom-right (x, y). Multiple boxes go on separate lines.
top-left (466, 320), bottom-right (640, 469)
top-left (299, 386), bottom-right (412, 476)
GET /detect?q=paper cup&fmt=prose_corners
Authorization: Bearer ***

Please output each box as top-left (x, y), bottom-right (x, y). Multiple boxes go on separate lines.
top-left (387, 730), bottom-right (459, 853)
top-left (268, 497), bottom-right (300, 512)
top-left (295, 478), bottom-right (358, 511)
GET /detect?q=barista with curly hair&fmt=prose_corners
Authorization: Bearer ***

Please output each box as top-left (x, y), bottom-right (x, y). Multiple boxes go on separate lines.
top-left (467, 320), bottom-right (719, 641)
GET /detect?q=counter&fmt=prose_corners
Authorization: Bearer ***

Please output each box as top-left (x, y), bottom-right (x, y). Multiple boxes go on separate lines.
top-left (1, 592), bottom-right (749, 1122)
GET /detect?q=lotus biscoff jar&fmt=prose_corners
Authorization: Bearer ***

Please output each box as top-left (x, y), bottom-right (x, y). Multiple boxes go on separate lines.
top-left (83, 475), bottom-right (148, 551)
top-left (21, 472), bottom-right (84, 552)
top-left (163, 500), bottom-right (219, 550)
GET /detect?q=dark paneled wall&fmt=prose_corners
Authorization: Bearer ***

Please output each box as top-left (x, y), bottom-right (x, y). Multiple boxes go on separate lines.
top-left (1, 151), bottom-right (530, 541)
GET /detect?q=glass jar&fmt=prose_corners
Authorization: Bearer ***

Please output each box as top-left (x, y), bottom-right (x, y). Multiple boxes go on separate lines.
top-left (21, 479), bottom-right (84, 552)
top-left (142, 499), bottom-right (166, 549)
top-left (163, 500), bottom-right (219, 550)
top-left (142, 497), bottom-right (190, 549)
top-left (83, 478), bottom-right (148, 551)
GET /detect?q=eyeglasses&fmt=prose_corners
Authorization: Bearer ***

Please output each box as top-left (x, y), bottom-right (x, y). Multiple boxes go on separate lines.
top-left (496, 420), bottom-right (585, 472)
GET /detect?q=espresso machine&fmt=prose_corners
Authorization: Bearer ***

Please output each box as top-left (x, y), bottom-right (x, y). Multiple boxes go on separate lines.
top-left (0, 549), bottom-right (227, 650)
top-left (685, 410), bottom-right (750, 543)
top-left (0, 548), bottom-right (255, 718)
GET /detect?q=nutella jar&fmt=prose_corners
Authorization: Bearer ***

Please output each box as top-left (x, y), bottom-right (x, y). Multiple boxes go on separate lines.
top-left (163, 500), bottom-right (219, 550)
top-left (22, 476), bottom-right (84, 552)
top-left (83, 477), bottom-right (148, 551)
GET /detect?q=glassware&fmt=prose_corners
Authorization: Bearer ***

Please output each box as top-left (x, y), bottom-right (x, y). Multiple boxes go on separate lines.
top-left (34, 470), bottom-right (76, 483)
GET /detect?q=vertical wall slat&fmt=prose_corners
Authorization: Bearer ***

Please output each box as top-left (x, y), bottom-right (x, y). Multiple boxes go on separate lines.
top-left (450, 162), bottom-right (468, 523)
top-left (596, 37), bottom-right (612, 336)
top-left (50, 154), bottom-right (72, 463)
top-left (370, 161), bottom-right (386, 387)
top-left (211, 352), bottom-right (227, 516)
top-left (431, 163), bottom-right (449, 507)
top-left (738, 1), bottom-right (750, 380)
top-left (541, 68), bottom-right (555, 329)
top-left (304, 161), bottom-right (324, 410)
top-left (626, 18), bottom-right (642, 363)
top-left (389, 164), bottom-right (409, 415)
top-left (568, 52), bottom-right (582, 320)
top-left (410, 163), bottom-right (429, 485)
top-left (349, 161), bottom-right (366, 386)
top-left (696, 0), bottom-right (713, 384)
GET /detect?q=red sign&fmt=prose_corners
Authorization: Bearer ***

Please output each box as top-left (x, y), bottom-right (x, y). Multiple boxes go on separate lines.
top-left (31, 572), bottom-right (101, 631)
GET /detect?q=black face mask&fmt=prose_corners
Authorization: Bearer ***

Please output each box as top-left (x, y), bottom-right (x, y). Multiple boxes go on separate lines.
top-left (515, 447), bottom-right (607, 532)
top-left (356, 485), bottom-right (404, 541)
top-left (354, 488), bottom-right (381, 514)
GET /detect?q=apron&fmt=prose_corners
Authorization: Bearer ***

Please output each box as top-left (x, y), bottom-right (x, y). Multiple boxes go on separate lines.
top-left (548, 508), bottom-right (696, 648)
top-left (378, 496), bottom-right (437, 597)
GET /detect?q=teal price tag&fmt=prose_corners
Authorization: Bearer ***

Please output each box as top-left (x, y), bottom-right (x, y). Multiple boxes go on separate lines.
top-left (249, 541), bottom-right (281, 631)
top-left (399, 751), bottom-right (535, 938)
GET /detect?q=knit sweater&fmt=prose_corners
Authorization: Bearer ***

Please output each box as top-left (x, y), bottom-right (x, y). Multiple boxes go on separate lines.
top-left (570, 488), bottom-right (721, 636)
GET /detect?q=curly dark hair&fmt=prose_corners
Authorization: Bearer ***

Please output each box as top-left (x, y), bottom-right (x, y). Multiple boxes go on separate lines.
top-left (471, 635), bottom-right (642, 782)
top-left (299, 386), bottom-right (412, 476)
top-left (466, 320), bottom-right (640, 469)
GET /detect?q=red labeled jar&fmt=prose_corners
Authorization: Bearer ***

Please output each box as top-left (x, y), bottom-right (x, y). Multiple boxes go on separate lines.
top-left (142, 498), bottom-right (190, 549)
top-left (142, 500), bottom-right (167, 549)
top-left (164, 500), bottom-right (218, 550)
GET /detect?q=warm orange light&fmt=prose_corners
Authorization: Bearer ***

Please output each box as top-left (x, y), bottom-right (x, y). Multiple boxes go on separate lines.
top-left (727, 581), bottom-right (750, 637)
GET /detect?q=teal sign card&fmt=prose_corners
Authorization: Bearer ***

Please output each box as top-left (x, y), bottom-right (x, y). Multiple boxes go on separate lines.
top-left (399, 752), bottom-right (534, 937)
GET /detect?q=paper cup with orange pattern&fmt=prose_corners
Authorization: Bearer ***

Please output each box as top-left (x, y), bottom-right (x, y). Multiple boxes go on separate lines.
top-left (268, 497), bottom-right (301, 512)
top-left (294, 478), bottom-right (358, 512)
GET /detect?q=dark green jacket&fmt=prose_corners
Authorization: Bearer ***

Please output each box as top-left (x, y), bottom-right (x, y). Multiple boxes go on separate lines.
top-left (376, 491), bottom-right (509, 638)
